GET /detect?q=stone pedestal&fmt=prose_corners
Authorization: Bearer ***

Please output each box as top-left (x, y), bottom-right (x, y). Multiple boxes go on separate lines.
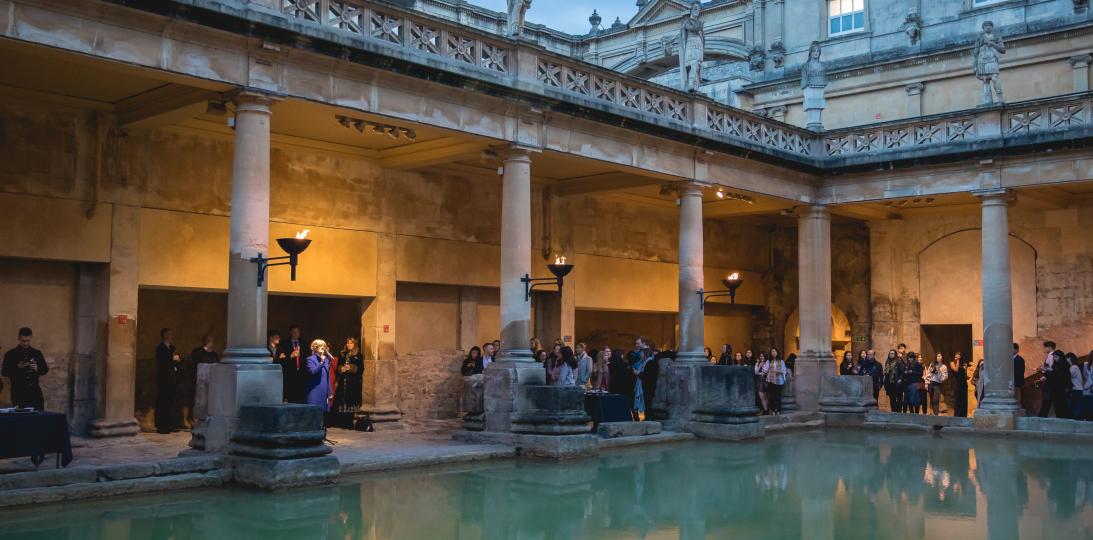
top-left (819, 375), bottom-right (877, 426)
top-left (229, 404), bottom-right (339, 490)
top-left (686, 366), bottom-right (762, 440)
top-left (204, 363), bottom-right (282, 452)
top-left (187, 363), bottom-right (214, 450)
top-left (803, 86), bottom-right (826, 131)
top-left (483, 361), bottom-right (545, 432)
top-left (511, 385), bottom-right (591, 435)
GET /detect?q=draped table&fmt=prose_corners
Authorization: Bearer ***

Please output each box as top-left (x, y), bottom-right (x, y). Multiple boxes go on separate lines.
top-left (0, 411), bottom-right (73, 468)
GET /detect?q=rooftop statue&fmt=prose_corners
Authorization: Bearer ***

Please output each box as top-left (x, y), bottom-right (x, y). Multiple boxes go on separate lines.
top-left (507, 0), bottom-right (532, 37)
top-left (974, 21), bottom-right (1005, 105)
top-left (679, 1), bottom-right (705, 92)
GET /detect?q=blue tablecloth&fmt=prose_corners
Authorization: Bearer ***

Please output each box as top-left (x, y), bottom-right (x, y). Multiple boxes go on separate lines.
top-left (0, 411), bottom-right (73, 468)
top-left (585, 393), bottom-right (633, 432)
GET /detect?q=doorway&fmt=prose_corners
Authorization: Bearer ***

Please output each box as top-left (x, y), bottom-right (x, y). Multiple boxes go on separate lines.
top-left (920, 324), bottom-right (974, 414)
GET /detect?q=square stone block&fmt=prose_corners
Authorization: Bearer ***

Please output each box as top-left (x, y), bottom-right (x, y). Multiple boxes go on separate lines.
top-left (231, 455), bottom-right (340, 490)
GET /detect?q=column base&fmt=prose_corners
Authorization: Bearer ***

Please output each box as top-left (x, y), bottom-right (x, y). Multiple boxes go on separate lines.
top-left (483, 360), bottom-right (546, 433)
top-left (794, 351), bottom-right (835, 411)
top-left (658, 358), bottom-right (704, 431)
top-left (972, 399), bottom-right (1022, 430)
top-left (87, 417), bottom-right (140, 437)
top-left (202, 362), bottom-right (282, 452)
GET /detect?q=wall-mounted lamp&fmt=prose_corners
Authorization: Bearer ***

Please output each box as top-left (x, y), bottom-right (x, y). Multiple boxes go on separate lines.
top-left (521, 255), bottom-right (574, 301)
top-left (251, 230), bottom-right (313, 287)
top-left (697, 272), bottom-right (743, 309)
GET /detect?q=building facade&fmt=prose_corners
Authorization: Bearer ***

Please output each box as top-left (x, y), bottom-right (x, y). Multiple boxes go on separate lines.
top-left (0, 0), bottom-right (1090, 434)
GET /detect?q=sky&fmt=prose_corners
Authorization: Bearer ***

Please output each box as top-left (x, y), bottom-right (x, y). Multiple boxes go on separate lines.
top-left (473, 0), bottom-right (640, 35)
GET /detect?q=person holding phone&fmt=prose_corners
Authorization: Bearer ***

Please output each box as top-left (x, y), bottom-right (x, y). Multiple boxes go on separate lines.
top-left (2, 327), bottom-right (48, 411)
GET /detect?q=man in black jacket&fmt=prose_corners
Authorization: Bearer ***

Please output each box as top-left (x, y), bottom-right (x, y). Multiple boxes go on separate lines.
top-left (277, 325), bottom-right (306, 403)
top-left (154, 328), bottom-right (180, 433)
top-left (1012, 343), bottom-right (1025, 406)
top-left (1, 327), bottom-right (48, 410)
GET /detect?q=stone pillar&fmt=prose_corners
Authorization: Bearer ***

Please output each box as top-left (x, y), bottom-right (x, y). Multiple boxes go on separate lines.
top-left (202, 91), bottom-right (282, 452)
top-left (88, 204), bottom-right (141, 437)
top-left (360, 233), bottom-right (402, 428)
top-left (905, 82), bottom-right (924, 118)
top-left (658, 183), bottom-right (707, 427)
top-left (796, 206), bottom-right (834, 411)
top-left (677, 183), bottom-right (706, 362)
top-left (1070, 54), bottom-right (1091, 93)
top-left (973, 189), bottom-right (1021, 428)
top-left (484, 145), bottom-right (545, 433)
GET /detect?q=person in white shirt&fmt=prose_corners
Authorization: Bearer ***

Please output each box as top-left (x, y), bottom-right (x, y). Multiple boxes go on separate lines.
top-left (926, 353), bottom-right (949, 416)
top-left (482, 342), bottom-right (495, 370)
top-left (1067, 352), bottom-right (1085, 420)
top-left (765, 348), bottom-right (788, 415)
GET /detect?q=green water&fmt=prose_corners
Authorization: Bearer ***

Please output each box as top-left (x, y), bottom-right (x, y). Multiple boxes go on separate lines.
top-left (1, 431), bottom-right (1090, 539)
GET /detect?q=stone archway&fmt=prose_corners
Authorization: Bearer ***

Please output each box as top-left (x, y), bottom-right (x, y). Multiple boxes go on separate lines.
top-left (784, 305), bottom-right (852, 358)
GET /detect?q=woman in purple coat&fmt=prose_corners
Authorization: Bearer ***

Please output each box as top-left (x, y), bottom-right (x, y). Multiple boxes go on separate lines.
top-left (305, 339), bottom-right (334, 413)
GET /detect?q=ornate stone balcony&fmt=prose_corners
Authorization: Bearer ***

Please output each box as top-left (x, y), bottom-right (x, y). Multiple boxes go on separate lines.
top-left (179, 2), bottom-right (1093, 170)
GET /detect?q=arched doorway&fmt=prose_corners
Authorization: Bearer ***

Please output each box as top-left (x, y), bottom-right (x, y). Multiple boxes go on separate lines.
top-left (784, 305), bottom-right (853, 359)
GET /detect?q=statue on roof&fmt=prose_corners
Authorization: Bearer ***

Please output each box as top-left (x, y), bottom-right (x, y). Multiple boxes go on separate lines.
top-left (679, 1), bottom-right (705, 92)
top-left (507, 0), bottom-right (532, 37)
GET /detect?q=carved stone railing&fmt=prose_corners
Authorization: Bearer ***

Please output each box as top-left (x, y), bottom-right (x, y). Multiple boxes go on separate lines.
top-left (275, 0), bottom-right (818, 160)
top-left (281, 0), bottom-right (511, 74)
top-left (823, 93), bottom-right (1093, 161)
top-left (265, 2), bottom-right (1093, 166)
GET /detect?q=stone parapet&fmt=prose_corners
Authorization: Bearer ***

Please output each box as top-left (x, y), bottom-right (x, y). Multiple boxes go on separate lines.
top-left (461, 374), bottom-right (485, 431)
top-left (510, 385), bottom-right (591, 435)
top-left (686, 365), bottom-right (763, 441)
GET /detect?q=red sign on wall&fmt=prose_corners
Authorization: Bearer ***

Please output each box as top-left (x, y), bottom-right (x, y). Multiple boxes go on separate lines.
top-left (117, 314), bottom-right (129, 325)
top-left (383, 324), bottom-right (390, 334)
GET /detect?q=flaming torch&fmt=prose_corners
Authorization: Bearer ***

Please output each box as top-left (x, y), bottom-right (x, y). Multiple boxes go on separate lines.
top-left (251, 229), bottom-right (313, 287)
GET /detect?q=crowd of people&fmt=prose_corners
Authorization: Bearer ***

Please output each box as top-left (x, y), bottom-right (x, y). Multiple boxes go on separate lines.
top-left (151, 324), bottom-right (366, 434)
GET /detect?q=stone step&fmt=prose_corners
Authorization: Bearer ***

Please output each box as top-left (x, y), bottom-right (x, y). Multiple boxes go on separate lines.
top-left (596, 421), bottom-right (662, 438)
top-left (0, 470), bottom-right (229, 508)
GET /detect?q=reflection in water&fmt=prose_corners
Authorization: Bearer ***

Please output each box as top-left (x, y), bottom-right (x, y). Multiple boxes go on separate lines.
top-left (1, 432), bottom-right (1091, 540)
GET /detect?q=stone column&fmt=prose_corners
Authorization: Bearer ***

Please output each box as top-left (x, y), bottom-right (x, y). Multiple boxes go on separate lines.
top-left (88, 204), bottom-right (140, 437)
top-left (483, 145), bottom-right (544, 432)
top-left (796, 205), bottom-right (834, 411)
top-left (202, 91), bottom-right (282, 451)
top-left (1070, 54), bottom-right (1091, 93)
top-left (360, 232), bottom-right (401, 428)
top-left (974, 189), bottom-right (1021, 428)
top-left (676, 183), bottom-right (706, 362)
top-left (659, 183), bottom-right (706, 427)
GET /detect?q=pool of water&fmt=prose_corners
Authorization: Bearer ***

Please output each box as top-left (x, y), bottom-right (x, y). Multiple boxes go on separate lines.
top-left (1, 431), bottom-right (1090, 539)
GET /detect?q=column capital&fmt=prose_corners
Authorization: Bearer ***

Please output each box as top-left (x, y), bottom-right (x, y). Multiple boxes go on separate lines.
top-left (1069, 54), bottom-right (1092, 68)
top-left (794, 204), bottom-right (831, 220)
top-left (670, 181), bottom-right (708, 197)
top-left (231, 89), bottom-right (281, 116)
top-left (904, 82), bottom-right (925, 96)
top-left (973, 188), bottom-right (1014, 204)
top-left (496, 143), bottom-right (539, 163)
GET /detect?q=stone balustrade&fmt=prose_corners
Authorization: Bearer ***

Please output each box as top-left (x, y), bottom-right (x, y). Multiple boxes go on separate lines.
top-left (256, 2), bottom-right (1092, 167)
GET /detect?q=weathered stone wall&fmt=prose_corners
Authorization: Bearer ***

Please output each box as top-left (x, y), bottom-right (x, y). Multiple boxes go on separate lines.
top-left (0, 259), bottom-right (75, 415)
top-left (872, 203), bottom-right (1093, 368)
top-left (395, 349), bottom-right (465, 421)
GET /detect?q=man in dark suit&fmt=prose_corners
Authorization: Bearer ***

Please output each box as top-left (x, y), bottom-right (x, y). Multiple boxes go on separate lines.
top-left (277, 325), bottom-right (306, 403)
top-left (154, 328), bottom-right (180, 434)
top-left (1013, 343), bottom-right (1025, 405)
top-left (1, 327), bottom-right (48, 411)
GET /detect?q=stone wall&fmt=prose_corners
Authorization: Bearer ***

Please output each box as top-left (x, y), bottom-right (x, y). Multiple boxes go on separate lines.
top-left (395, 349), bottom-right (465, 421)
top-left (870, 202), bottom-right (1093, 370)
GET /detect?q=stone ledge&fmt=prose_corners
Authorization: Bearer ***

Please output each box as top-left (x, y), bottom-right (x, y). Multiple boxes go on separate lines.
top-left (764, 419), bottom-right (825, 433)
top-left (597, 431), bottom-right (694, 449)
top-left (0, 470), bottom-right (230, 508)
top-left (231, 455), bottom-right (340, 490)
top-left (685, 421), bottom-right (765, 441)
top-left (452, 430), bottom-right (599, 459)
top-left (596, 421), bottom-right (662, 438)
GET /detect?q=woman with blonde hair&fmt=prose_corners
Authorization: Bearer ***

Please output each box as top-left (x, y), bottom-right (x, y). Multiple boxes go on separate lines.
top-left (305, 339), bottom-right (335, 419)
top-left (590, 347), bottom-right (611, 391)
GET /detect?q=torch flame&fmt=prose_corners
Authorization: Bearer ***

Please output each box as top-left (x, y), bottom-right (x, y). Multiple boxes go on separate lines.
top-left (554, 255), bottom-right (567, 265)
top-left (728, 272), bottom-right (739, 280)
top-left (295, 229), bottom-right (310, 240)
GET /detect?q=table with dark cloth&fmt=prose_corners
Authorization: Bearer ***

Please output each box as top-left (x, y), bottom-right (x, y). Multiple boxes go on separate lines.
top-left (584, 393), bottom-right (633, 432)
top-left (0, 411), bottom-right (73, 468)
